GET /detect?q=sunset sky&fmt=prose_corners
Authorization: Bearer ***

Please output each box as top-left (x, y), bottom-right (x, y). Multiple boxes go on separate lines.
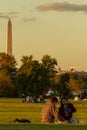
top-left (0, 0), bottom-right (87, 71)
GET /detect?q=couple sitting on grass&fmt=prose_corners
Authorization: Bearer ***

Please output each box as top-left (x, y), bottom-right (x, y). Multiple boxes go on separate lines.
top-left (41, 96), bottom-right (79, 124)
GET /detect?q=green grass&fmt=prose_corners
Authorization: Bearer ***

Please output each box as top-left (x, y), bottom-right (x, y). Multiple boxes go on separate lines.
top-left (0, 98), bottom-right (42, 124)
top-left (0, 124), bottom-right (87, 130)
top-left (0, 98), bottom-right (87, 130)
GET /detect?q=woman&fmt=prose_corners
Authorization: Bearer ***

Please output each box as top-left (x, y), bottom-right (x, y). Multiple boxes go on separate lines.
top-left (41, 96), bottom-right (58, 123)
top-left (58, 97), bottom-right (78, 124)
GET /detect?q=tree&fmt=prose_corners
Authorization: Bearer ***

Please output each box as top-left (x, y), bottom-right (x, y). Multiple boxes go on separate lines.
top-left (0, 70), bottom-right (11, 97)
top-left (68, 77), bottom-right (86, 93)
top-left (41, 54), bottom-right (58, 90)
top-left (41, 54), bottom-right (57, 78)
top-left (16, 54), bottom-right (58, 96)
top-left (17, 55), bottom-right (43, 96)
top-left (54, 73), bottom-right (70, 97)
top-left (0, 53), bottom-right (17, 97)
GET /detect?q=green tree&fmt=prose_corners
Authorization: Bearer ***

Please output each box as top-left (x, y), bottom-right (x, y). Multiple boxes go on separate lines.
top-left (17, 55), bottom-right (43, 96)
top-left (41, 54), bottom-right (57, 78)
top-left (41, 54), bottom-right (58, 90)
top-left (55, 73), bottom-right (70, 97)
top-left (16, 54), bottom-right (58, 96)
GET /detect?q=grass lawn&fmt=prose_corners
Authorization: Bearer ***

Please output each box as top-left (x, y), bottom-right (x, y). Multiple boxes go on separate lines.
top-left (0, 98), bottom-right (87, 130)
top-left (0, 124), bottom-right (87, 130)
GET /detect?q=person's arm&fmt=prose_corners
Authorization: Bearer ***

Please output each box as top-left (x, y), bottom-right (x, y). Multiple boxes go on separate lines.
top-left (51, 104), bottom-right (58, 119)
top-left (58, 108), bottom-right (65, 121)
top-left (69, 103), bottom-right (76, 112)
top-left (58, 107), bottom-right (70, 124)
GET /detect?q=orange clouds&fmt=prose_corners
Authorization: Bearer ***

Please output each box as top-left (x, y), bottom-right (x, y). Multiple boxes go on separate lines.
top-left (36, 2), bottom-right (87, 13)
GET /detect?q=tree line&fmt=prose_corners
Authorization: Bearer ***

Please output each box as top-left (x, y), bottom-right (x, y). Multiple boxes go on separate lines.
top-left (0, 52), bottom-right (87, 97)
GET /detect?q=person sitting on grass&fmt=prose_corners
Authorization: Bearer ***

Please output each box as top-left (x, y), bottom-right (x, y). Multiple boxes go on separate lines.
top-left (58, 97), bottom-right (78, 124)
top-left (41, 96), bottom-right (58, 124)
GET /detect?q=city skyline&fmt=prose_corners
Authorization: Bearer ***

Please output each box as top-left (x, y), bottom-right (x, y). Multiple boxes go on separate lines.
top-left (0, 0), bottom-right (87, 71)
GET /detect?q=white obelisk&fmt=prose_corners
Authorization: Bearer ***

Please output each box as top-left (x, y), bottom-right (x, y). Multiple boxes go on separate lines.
top-left (6, 18), bottom-right (12, 56)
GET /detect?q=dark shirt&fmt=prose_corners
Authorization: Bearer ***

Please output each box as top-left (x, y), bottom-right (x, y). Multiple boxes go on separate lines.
top-left (58, 103), bottom-right (76, 121)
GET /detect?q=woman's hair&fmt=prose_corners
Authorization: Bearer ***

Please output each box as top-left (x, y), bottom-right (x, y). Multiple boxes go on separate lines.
top-left (61, 97), bottom-right (68, 101)
top-left (60, 97), bottom-right (68, 108)
top-left (50, 96), bottom-right (58, 103)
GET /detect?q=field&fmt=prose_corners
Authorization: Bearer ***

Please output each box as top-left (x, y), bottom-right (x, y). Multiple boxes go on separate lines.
top-left (0, 98), bottom-right (87, 130)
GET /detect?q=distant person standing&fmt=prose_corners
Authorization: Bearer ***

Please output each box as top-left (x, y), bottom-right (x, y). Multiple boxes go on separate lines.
top-left (41, 96), bottom-right (58, 123)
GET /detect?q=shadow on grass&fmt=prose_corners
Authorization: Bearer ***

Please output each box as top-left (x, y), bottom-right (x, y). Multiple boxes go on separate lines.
top-left (0, 124), bottom-right (87, 130)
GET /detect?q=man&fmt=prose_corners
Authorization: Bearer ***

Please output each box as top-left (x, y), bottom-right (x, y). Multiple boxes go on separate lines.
top-left (41, 96), bottom-right (58, 123)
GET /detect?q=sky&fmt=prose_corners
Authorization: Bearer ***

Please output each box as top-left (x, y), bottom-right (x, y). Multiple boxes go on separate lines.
top-left (0, 0), bottom-right (87, 71)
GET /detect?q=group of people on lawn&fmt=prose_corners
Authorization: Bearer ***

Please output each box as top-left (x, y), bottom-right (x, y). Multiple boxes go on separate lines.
top-left (23, 94), bottom-right (45, 103)
top-left (41, 96), bottom-right (78, 124)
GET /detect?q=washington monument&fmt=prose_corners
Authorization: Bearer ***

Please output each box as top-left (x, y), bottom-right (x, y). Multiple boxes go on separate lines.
top-left (6, 18), bottom-right (12, 56)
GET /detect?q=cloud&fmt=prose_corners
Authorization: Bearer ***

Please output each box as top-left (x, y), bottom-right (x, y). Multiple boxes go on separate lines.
top-left (0, 15), bottom-right (9, 19)
top-left (0, 12), bottom-right (19, 19)
top-left (36, 2), bottom-right (87, 13)
top-left (0, 12), bottom-right (36, 22)
top-left (23, 17), bottom-right (36, 22)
